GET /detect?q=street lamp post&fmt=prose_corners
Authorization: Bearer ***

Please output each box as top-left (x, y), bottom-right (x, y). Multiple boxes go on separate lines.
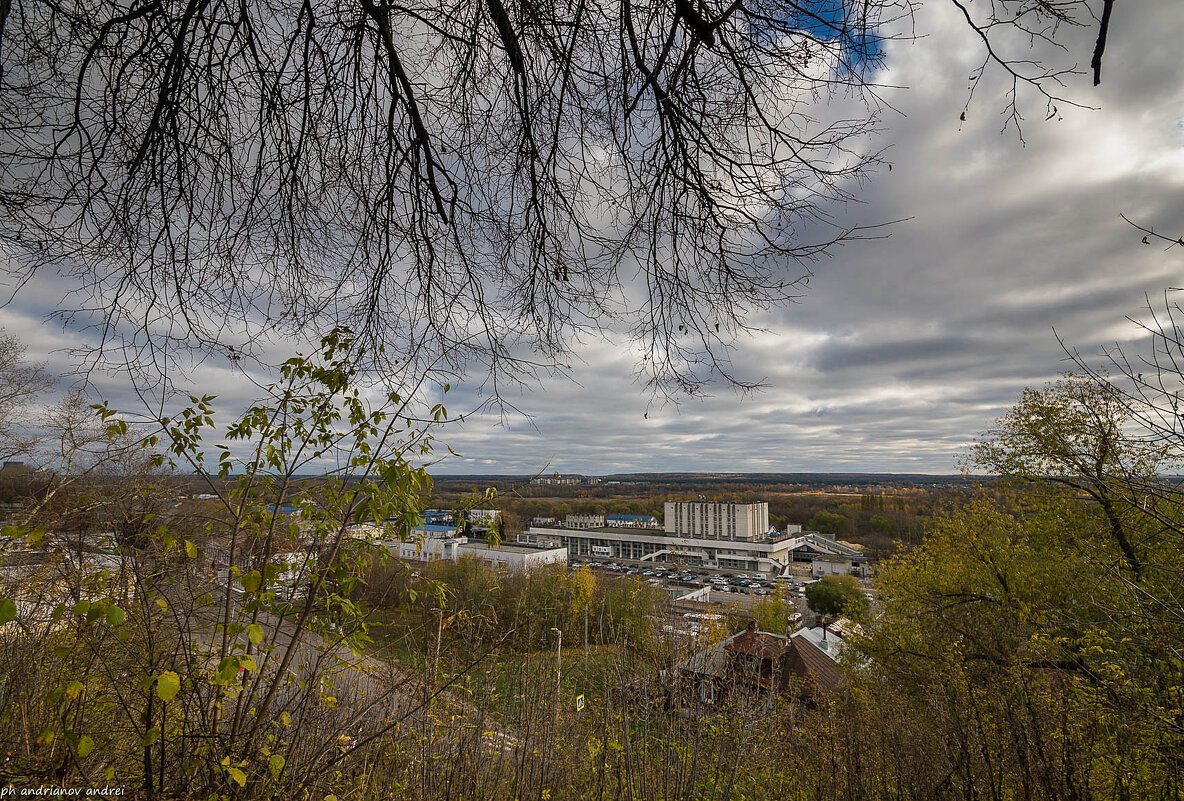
top-left (551, 626), bottom-right (562, 724)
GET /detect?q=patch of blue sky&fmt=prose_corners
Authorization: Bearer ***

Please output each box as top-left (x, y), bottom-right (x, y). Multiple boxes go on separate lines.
top-left (753, 0), bottom-right (884, 75)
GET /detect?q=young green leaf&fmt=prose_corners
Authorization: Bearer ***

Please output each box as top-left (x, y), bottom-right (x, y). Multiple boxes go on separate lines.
top-left (240, 570), bottom-right (262, 593)
top-left (215, 657), bottom-right (240, 684)
top-left (156, 671), bottom-right (181, 702)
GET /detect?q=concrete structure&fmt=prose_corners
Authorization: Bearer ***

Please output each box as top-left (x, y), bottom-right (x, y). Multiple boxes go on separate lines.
top-left (811, 554), bottom-right (857, 577)
top-left (661, 582), bottom-right (711, 603)
top-left (386, 533), bottom-right (566, 573)
top-left (468, 509), bottom-right (500, 526)
top-left (517, 531), bottom-right (562, 548)
top-left (664, 502), bottom-right (769, 541)
top-left (532, 524), bottom-right (793, 572)
top-left (606, 513), bottom-right (659, 528)
top-left (530, 474), bottom-right (599, 486)
top-left (565, 513), bottom-right (605, 528)
top-left (783, 532), bottom-right (866, 564)
top-left (526, 502), bottom-right (864, 574)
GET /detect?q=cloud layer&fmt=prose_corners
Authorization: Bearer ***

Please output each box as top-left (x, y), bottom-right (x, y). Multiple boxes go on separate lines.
top-left (434, 1), bottom-right (1184, 474)
top-left (5, 1), bottom-right (1184, 475)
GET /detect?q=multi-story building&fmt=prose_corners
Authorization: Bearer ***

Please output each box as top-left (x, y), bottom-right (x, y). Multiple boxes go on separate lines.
top-left (532, 522), bottom-right (794, 572)
top-left (527, 501), bottom-right (782, 573)
top-left (530, 474), bottom-right (600, 486)
top-left (663, 502), bottom-right (769, 541)
top-left (565, 513), bottom-right (605, 528)
top-left (468, 509), bottom-right (501, 526)
top-left (522, 500), bottom-right (873, 575)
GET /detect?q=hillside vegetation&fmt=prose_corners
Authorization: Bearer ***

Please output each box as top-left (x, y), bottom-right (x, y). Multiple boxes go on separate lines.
top-left (1, 343), bottom-right (1181, 800)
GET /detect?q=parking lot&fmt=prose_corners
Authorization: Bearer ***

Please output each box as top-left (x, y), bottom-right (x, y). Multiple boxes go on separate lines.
top-left (570, 558), bottom-right (812, 599)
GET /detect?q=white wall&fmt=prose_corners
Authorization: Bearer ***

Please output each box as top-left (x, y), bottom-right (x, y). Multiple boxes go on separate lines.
top-left (811, 558), bottom-right (852, 578)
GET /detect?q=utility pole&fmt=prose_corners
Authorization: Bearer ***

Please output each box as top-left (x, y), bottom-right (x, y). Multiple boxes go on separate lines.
top-left (551, 626), bottom-right (563, 724)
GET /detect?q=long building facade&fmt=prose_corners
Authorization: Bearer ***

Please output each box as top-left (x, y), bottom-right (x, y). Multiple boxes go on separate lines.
top-left (530, 524), bottom-right (791, 572)
top-left (524, 501), bottom-right (870, 574)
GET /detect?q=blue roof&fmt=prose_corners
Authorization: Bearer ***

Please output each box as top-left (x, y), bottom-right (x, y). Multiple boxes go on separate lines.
top-left (607, 514), bottom-right (656, 522)
top-left (416, 524), bottom-right (457, 534)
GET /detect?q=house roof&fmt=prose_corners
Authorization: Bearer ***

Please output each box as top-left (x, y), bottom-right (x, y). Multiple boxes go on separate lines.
top-left (679, 635), bottom-right (736, 678)
top-left (725, 629), bottom-right (789, 660)
top-left (790, 626), bottom-right (846, 661)
top-left (785, 636), bottom-right (844, 696)
top-left (677, 627), bottom-right (846, 699)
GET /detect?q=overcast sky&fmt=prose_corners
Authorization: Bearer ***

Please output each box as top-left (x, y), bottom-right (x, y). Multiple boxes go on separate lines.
top-left (6, 1), bottom-right (1184, 476)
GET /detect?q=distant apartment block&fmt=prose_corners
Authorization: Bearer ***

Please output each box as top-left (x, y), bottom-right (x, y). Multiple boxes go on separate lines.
top-left (664, 502), bottom-right (769, 541)
top-left (566, 513), bottom-right (605, 528)
top-left (530, 474), bottom-right (600, 486)
top-left (467, 509), bottom-right (501, 526)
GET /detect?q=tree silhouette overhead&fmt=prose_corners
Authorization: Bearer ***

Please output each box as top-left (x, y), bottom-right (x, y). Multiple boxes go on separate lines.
top-left (0, 0), bottom-right (1115, 394)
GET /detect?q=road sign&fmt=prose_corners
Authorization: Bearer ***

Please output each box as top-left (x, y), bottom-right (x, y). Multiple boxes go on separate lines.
top-left (575, 694), bottom-right (585, 711)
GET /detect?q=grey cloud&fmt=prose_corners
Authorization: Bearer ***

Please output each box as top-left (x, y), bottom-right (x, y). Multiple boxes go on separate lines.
top-left (6, 0), bottom-right (1184, 476)
top-left (810, 336), bottom-right (978, 372)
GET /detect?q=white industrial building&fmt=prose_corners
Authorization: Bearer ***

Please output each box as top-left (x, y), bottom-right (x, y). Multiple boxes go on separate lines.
top-left (663, 502), bottom-right (769, 541)
top-left (521, 500), bottom-right (873, 575)
top-left (811, 554), bottom-right (860, 577)
top-left (384, 533), bottom-right (566, 573)
top-left (529, 524), bottom-right (795, 573)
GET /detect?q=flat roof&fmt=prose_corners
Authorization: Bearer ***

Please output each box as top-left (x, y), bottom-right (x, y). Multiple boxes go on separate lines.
top-left (532, 525), bottom-right (790, 548)
top-left (460, 541), bottom-right (564, 555)
top-left (533, 525), bottom-right (788, 544)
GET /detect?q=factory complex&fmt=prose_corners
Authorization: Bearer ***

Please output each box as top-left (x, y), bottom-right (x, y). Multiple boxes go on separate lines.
top-left (365, 501), bottom-right (867, 577)
top-left (523, 501), bottom-right (866, 575)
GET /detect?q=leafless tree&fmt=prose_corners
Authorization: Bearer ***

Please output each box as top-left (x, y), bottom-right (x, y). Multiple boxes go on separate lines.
top-left (0, 0), bottom-right (1117, 396)
top-left (0, 330), bottom-right (52, 460)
